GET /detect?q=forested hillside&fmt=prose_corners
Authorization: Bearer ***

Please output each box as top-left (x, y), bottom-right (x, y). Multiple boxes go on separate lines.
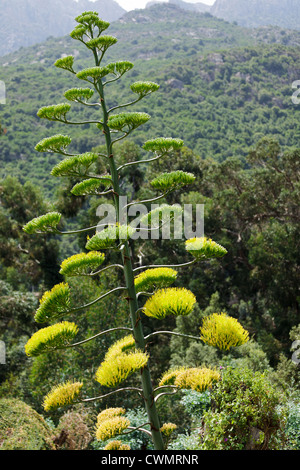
top-left (0, 3), bottom-right (299, 451)
top-left (1, 4), bottom-right (300, 196)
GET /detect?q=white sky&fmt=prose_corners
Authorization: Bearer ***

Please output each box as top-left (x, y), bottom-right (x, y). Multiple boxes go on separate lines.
top-left (90, 1), bottom-right (216, 12)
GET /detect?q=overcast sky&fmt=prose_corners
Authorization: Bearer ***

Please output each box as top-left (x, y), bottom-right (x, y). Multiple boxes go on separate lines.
top-left (114, 1), bottom-right (215, 12)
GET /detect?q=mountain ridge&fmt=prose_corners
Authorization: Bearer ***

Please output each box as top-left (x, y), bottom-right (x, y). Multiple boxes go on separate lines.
top-left (211, 0), bottom-right (300, 30)
top-left (0, 0), bottom-right (126, 57)
top-left (1, 0), bottom-right (300, 58)
top-left (146, 0), bottom-right (300, 30)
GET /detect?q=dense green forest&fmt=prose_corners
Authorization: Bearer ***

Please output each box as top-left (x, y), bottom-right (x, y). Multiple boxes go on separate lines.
top-left (0, 4), bottom-right (299, 451)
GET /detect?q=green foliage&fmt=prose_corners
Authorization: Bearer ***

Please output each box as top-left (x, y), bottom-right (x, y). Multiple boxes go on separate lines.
top-left (201, 367), bottom-right (287, 450)
top-left (284, 398), bottom-right (300, 449)
top-left (54, 55), bottom-right (75, 72)
top-left (92, 407), bottom-right (153, 450)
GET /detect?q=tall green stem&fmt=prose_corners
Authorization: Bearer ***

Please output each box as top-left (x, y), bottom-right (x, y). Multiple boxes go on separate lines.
top-left (97, 78), bottom-right (165, 450)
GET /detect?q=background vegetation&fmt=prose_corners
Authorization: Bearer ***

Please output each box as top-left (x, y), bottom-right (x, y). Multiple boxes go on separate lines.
top-left (0, 3), bottom-right (299, 450)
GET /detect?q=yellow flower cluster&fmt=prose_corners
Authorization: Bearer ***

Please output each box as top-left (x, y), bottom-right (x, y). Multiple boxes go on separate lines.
top-left (95, 335), bottom-right (148, 388)
top-left (104, 440), bottom-right (131, 450)
top-left (95, 351), bottom-right (148, 388)
top-left (43, 381), bottom-right (83, 412)
top-left (25, 321), bottom-right (78, 357)
top-left (143, 287), bottom-right (196, 319)
top-left (97, 407), bottom-right (126, 425)
top-left (96, 408), bottom-right (130, 441)
top-left (185, 237), bottom-right (227, 260)
top-left (200, 312), bottom-right (249, 350)
top-left (104, 335), bottom-right (136, 360)
top-left (35, 282), bottom-right (71, 323)
top-left (60, 251), bottom-right (105, 276)
top-left (160, 422), bottom-right (177, 437)
top-left (159, 367), bottom-right (220, 392)
top-left (134, 267), bottom-right (177, 293)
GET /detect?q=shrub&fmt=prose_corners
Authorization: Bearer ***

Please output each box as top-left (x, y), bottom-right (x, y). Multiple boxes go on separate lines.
top-left (0, 398), bottom-right (55, 450)
top-left (201, 367), bottom-right (287, 450)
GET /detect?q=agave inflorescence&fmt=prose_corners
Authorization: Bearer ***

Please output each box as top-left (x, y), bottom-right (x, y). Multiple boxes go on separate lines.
top-left (22, 9), bottom-right (244, 451)
top-left (200, 312), bottom-right (249, 350)
top-left (159, 366), bottom-right (221, 392)
top-left (104, 440), bottom-right (131, 450)
top-left (134, 267), bottom-right (178, 293)
top-left (23, 212), bottom-right (62, 234)
top-left (96, 415), bottom-right (130, 441)
top-left (25, 321), bottom-right (78, 357)
top-left (85, 224), bottom-right (136, 250)
top-left (34, 282), bottom-right (71, 323)
top-left (185, 236), bottom-right (228, 260)
top-left (150, 170), bottom-right (196, 191)
top-left (143, 287), bottom-right (196, 319)
top-left (59, 251), bottom-right (105, 276)
top-left (35, 134), bottom-right (72, 153)
top-left (50, 152), bottom-right (99, 178)
top-left (95, 338), bottom-right (149, 388)
top-left (43, 381), bottom-right (83, 412)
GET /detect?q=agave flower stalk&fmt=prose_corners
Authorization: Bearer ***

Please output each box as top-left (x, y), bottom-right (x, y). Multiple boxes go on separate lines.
top-left (23, 11), bottom-right (235, 451)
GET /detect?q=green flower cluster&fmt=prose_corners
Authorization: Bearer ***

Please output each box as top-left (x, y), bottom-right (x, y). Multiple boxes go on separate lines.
top-left (34, 282), bottom-right (71, 323)
top-left (150, 170), bottom-right (195, 191)
top-left (86, 225), bottom-right (136, 250)
top-left (51, 152), bottom-right (99, 177)
top-left (23, 212), bottom-right (62, 234)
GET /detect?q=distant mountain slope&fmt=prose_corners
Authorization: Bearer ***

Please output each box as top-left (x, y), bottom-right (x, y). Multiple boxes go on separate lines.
top-left (0, 0), bottom-right (126, 57)
top-left (0, 4), bottom-right (300, 196)
top-left (146, 0), bottom-right (210, 12)
top-left (3, 4), bottom-right (300, 67)
top-left (211, 0), bottom-right (300, 30)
